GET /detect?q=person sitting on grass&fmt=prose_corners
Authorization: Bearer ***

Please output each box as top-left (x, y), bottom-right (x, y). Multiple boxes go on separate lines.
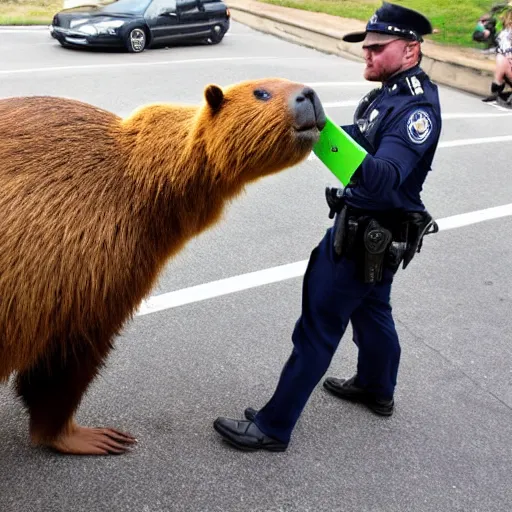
top-left (483, 8), bottom-right (512, 101)
top-left (472, 13), bottom-right (498, 51)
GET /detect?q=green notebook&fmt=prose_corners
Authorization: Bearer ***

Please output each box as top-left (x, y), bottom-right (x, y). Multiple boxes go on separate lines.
top-left (313, 116), bottom-right (367, 186)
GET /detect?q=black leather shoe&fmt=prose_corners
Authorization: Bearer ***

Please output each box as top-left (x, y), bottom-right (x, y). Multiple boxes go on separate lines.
top-left (213, 417), bottom-right (287, 452)
top-left (482, 93), bottom-right (499, 102)
top-left (244, 407), bottom-right (257, 421)
top-left (323, 375), bottom-right (394, 416)
top-left (482, 82), bottom-right (505, 102)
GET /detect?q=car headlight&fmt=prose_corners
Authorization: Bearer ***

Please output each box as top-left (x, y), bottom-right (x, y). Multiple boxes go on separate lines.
top-left (69, 18), bottom-right (90, 29)
top-left (76, 24), bottom-right (98, 35)
top-left (94, 20), bottom-right (125, 35)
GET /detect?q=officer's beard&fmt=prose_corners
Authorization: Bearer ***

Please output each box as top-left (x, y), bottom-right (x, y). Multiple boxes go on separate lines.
top-left (365, 42), bottom-right (421, 83)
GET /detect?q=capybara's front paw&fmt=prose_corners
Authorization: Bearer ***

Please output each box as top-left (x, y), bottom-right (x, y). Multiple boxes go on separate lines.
top-left (45, 425), bottom-right (137, 455)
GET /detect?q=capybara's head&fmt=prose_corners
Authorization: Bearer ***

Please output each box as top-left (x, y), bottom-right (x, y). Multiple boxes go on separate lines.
top-left (196, 78), bottom-right (326, 183)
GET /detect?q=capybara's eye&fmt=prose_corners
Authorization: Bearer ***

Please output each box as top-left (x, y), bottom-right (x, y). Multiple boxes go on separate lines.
top-left (253, 89), bottom-right (271, 101)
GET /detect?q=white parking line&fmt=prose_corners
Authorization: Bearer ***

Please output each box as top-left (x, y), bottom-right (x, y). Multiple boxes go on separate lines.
top-left (439, 134), bottom-right (512, 147)
top-left (442, 112), bottom-right (512, 119)
top-left (436, 203), bottom-right (512, 230)
top-left (485, 101), bottom-right (512, 112)
top-left (136, 202), bottom-right (512, 316)
top-left (0, 56), bottom-right (313, 76)
top-left (137, 261), bottom-right (308, 316)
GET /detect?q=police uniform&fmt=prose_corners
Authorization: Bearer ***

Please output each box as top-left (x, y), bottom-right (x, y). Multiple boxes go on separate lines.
top-left (214, 2), bottom-right (442, 451)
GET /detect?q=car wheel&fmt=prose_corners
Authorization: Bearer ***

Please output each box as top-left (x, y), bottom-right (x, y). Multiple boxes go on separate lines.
top-left (126, 27), bottom-right (147, 53)
top-left (207, 25), bottom-right (225, 45)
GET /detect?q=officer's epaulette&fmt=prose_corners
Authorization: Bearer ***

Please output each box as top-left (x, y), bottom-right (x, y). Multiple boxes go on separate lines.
top-left (391, 72), bottom-right (427, 97)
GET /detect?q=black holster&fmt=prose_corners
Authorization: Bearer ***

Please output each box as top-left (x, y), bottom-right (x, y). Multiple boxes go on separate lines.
top-left (362, 219), bottom-right (392, 283)
top-left (333, 211), bottom-right (392, 283)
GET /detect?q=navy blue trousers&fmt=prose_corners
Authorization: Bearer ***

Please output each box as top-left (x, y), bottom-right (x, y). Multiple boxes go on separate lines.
top-left (254, 227), bottom-right (401, 443)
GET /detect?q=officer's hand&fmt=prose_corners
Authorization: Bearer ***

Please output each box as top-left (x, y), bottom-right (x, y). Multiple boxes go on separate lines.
top-left (325, 187), bottom-right (344, 219)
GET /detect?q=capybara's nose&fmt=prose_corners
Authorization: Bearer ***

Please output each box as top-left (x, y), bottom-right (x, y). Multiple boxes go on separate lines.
top-left (290, 87), bottom-right (326, 131)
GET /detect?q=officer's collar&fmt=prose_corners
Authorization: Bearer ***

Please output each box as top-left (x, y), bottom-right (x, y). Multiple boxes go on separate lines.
top-left (384, 65), bottom-right (423, 89)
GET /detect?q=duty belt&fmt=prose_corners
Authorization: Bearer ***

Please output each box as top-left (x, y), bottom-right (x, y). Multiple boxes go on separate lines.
top-left (331, 202), bottom-right (438, 283)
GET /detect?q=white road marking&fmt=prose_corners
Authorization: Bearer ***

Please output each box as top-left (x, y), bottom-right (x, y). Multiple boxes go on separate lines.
top-left (137, 261), bottom-right (308, 316)
top-left (136, 202), bottom-right (512, 316)
top-left (442, 112), bottom-right (512, 119)
top-left (436, 203), bottom-right (512, 231)
top-left (439, 134), bottom-right (512, 147)
top-left (0, 56), bottom-right (313, 76)
top-left (484, 100), bottom-right (512, 112)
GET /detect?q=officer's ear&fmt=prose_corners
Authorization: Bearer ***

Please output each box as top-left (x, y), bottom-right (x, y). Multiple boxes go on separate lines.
top-left (405, 41), bottom-right (420, 62)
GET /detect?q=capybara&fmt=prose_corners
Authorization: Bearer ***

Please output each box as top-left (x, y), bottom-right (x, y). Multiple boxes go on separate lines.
top-left (0, 78), bottom-right (326, 455)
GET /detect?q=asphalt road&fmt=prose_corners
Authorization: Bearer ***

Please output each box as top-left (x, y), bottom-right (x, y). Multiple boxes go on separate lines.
top-left (1, 23), bottom-right (512, 512)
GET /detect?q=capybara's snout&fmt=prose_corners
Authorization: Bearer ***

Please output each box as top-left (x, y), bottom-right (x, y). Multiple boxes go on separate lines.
top-left (289, 86), bottom-right (326, 132)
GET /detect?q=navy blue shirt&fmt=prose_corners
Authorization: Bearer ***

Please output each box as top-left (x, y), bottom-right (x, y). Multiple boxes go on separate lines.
top-left (341, 65), bottom-right (442, 212)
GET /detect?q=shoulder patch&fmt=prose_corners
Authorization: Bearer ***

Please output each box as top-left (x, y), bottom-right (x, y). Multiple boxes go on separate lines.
top-left (406, 110), bottom-right (432, 144)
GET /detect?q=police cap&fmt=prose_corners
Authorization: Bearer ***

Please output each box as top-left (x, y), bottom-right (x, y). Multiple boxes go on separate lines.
top-left (343, 2), bottom-right (433, 43)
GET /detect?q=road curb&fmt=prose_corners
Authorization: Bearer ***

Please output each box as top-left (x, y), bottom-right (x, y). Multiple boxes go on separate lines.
top-left (229, 5), bottom-right (495, 98)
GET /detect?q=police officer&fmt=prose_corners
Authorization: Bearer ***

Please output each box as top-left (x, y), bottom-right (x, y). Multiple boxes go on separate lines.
top-left (213, 2), bottom-right (442, 452)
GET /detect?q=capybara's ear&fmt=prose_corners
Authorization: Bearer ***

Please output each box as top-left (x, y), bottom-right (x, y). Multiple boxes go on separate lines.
top-left (205, 85), bottom-right (224, 111)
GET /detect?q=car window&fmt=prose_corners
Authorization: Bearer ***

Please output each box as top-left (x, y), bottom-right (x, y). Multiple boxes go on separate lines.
top-left (177, 0), bottom-right (200, 12)
top-left (101, 0), bottom-right (152, 15)
top-left (145, 0), bottom-right (177, 17)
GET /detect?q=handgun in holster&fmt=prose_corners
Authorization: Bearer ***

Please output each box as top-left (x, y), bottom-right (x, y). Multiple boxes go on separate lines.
top-left (325, 187), bottom-right (345, 219)
top-left (363, 219), bottom-right (392, 283)
top-left (401, 211), bottom-right (439, 269)
top-left (333, 208), bottom-right (360, 258)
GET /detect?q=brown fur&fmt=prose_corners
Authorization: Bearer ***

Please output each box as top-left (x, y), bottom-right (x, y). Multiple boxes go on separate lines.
top-left (0, 78), bottom-right (322, 449)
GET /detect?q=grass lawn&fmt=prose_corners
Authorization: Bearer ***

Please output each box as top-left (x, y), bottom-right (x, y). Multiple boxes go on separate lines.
top-left (0, 0), bottom-right (64, 25)
top-left (260, 0), bottom-right (507, 47)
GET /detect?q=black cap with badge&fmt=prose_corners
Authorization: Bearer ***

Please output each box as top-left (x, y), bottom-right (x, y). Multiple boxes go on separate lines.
top-left (343, 2), bottom-right (433, 43)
